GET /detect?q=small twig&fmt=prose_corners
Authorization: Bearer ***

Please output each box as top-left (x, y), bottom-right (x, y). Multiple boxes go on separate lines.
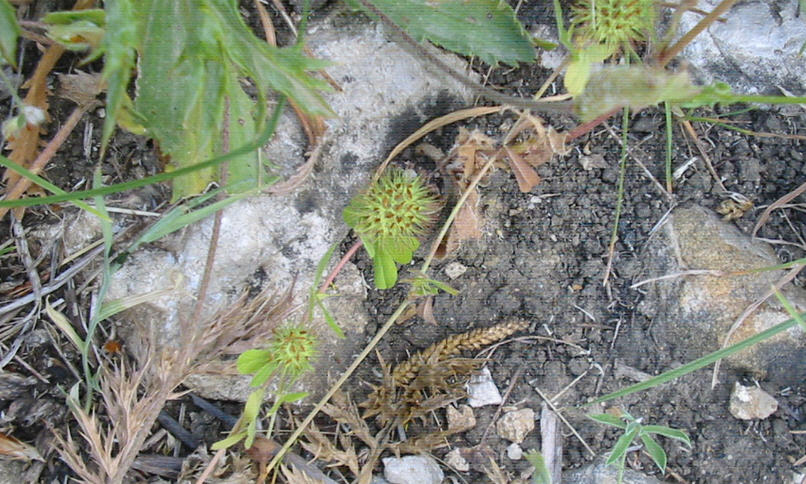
top-left (630, 270), bottom-right (726, 289)
top-left (679, 119), bottom-right (728, 193)
top-left (478, 365), bottom-right (525, 445)
top-left (540, 403), bottom-right (563, 484)
top-left (533, 385), bottom-right (595, 457)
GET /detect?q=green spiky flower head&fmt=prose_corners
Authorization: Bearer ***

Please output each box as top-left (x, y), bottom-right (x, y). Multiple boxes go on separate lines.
top-left (343, 169), bottom-right (439, 289)
top-left (237, 323), bottom-right (318, 386)
top-left (571, 0), bottom-right (656, 56)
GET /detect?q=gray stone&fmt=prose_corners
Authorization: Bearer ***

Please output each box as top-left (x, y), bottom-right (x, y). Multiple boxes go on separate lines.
top-left (679, 1), bottom-right (806, 95)
top-left (467, 367), bottom-right (503, 407)
top-left (638, 204), bottom-right (806, 386)
top-left (563, 457), bottom-right (663, 484)
top-left (382, 455), bottom-right (444, 484)
top-left (496, 408), bottom-right (535, 444)
top-left (729, 382), bottom-right (779, 420)
top-left (0, 460), bottom-right (28, 484)
top-left (444, 261), bottom-right (468, 280)
top-left (102, 17), bottom-right (476, 402)
top-left (506, 442), bottom-right (523, 460)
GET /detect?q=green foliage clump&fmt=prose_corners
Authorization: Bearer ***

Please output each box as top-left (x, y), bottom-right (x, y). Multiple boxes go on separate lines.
top-left (343, 169), bottom-right (439, 289)
top-left (213, 323), bottom-right (317, 450)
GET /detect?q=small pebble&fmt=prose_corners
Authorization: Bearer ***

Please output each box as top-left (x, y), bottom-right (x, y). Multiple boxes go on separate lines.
top-left (729, 382), bottom-right (778, 420)
top-left (445, 449), bottom-right (469, 472)
top-left (447, 404), bottom-right (476, 431)
top-left (444, 261), bottom-right (468, 280)
top-left (496, 408), bottom-right (535, 443)
top-left (467, 367), bottom-right (503, 407)
top-left (506, 442), bottom-right (523, 460)
top-left (383, 455), bottom-right (443, 484)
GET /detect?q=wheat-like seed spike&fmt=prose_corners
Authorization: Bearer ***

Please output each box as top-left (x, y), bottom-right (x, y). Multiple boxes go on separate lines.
top-left (391, 319), bottom-right (528, 386)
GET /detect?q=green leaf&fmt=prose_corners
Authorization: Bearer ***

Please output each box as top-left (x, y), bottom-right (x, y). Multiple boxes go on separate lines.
top-left (588, 413), bottom-right (627, 429)
top-left (44, 12), bottom-right (106, 52)
top-left (244, 389), bottom-right (264, 422)
top-left (606, 424), bottom-right (639, 466)
top-left (316, 299), bottom-right (345, 338)
top-left (237, 349), bottom-right (272, 374)
top-left (564, 44), bottom-right (612, 96)
top-left (211, 430), bottom-right (246, 450)
top-left (0, 0), bottom-right (20, 67)
top-left (351, 0), bottom-right (535, 66)
top-left (773, 287), bottom-right (806, 332)
top-left (382, 235), bottom-right (419, 264)
top-left (524, 449), bottom-right (552, 484)
top-left (575, 66), bottom-right (700, 121)
top-left (250, 361), bottom-right (279, 387)
top-left (640, 433), bottom-right (667, 472)
top-left (373, 246), bottom-right (399, 289)
top-left (642, 425), bottom-right (692, 446)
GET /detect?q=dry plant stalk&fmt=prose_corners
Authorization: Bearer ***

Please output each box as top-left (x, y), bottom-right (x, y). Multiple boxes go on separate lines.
top-left (52, 286), bottom-right (294, 483)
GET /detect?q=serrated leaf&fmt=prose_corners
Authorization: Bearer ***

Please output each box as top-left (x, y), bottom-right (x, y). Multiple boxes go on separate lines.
top-left (0, 0), bottom-right (20, 67)
top-left (588, 413), bottom-right (627, 429)
top-left (373, 247), bottom-right (398, 289)
top-left (351, 0), bottom-right (535, 66)
top-left (640, 433), bottom-right (667, 472)
top-left (237, 349), bottom-right (272, 374)
top-left (642, 425), bottom-right (691, 446)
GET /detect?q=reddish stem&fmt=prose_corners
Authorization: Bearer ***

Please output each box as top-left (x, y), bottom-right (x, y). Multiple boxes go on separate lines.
top-left (318, 239), bottom-right (363, 294)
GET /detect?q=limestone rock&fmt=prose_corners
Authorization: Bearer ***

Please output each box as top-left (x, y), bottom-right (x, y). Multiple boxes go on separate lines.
top-left (496, 408), bottom-right (535, 444)
top-left (638, 204), bottom-right (806, 386)
top-left (679, 0), bottom-right (806, 95)
top-left (506, 442), bottom-right (523, 460)
top-left (382, 455), bottom-right (444, 484)
top-left (729, 382), bottom-right (779, 420)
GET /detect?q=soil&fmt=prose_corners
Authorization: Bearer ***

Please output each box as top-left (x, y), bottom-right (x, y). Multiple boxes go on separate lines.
top-left (0, 1), bottom-right (804, 483)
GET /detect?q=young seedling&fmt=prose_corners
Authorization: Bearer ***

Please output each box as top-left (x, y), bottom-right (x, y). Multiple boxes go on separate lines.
top-left (588, 410), bottom-right (691, 483)
top-left (343, 168), bottom-right (439, 289)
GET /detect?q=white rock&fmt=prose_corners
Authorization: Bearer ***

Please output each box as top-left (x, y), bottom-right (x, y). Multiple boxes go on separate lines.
top-left (445, 448), bottom-right (469, 472)
top-left (506, 442), bottom-right (523, 460)
top-left (496, 408), bottom-right (535, 444)
top-left (467, 367), bottom-right (503, 407)
top-left (446, 404), bottom-right (476, 431)
top-left (680, 0), bottom-right (806, 95)
top-left (729, 382), bottom-right (779, 420)
top-left (444, 261), bottom-right (468, 280)
top-left (383, 455), bottom-right (444, 484)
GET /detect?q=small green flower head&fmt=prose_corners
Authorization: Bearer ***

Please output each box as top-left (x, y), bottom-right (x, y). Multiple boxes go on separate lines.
top-left (343, 169), bottom-right (440, 289)
top-left (269, 324), bottom-right (318, 380)
top-left (571, 0), bottom-right (656, 55)
top-left (343, 169), bottom-right (439, 243)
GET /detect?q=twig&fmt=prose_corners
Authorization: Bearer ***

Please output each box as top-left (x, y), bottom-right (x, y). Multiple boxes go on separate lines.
top-left (630, 270), bottom-right (726, 289)
top-left (679, 119), bottom-right (728, 193)
top-left (540, 403), bottom-right (563, 484)
top-left (319, 239), bottom-right (363, 294)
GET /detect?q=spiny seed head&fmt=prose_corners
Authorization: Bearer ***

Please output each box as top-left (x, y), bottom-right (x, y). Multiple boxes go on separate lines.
top-left (571, 0), bottom-right (656, 53)
top-left (344, 169), bottom-right (439, 243)
top-left (269, 324), bottom-right (317, 379)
